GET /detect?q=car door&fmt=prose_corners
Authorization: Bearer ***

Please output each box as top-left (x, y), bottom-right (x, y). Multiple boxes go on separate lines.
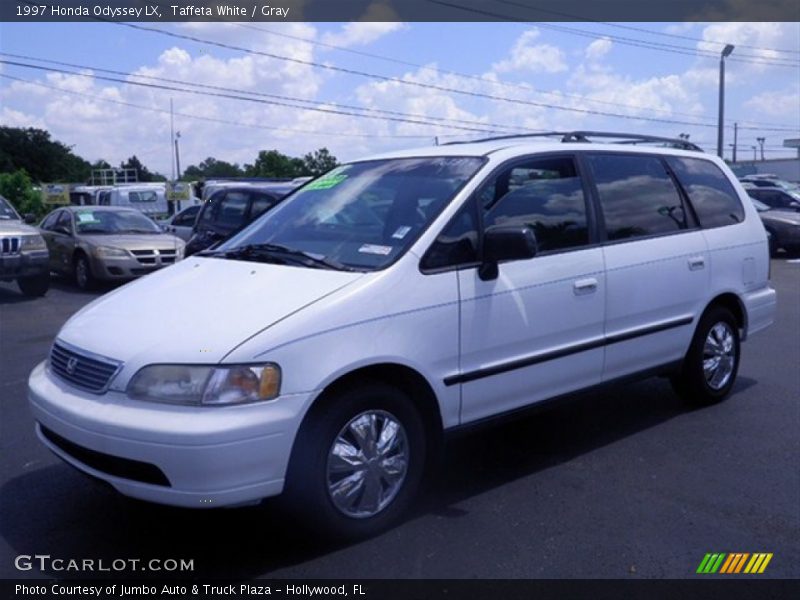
top-left (168, 206), bottom-right (200, 240)
top-left (584, 152), bottom-right (710, 381)
top-left (48, 211), bottom-right (76, 274)
top-left (443, 154), bottom-right (606, 423)
top-left (38, 210), bottom-right (62, 271)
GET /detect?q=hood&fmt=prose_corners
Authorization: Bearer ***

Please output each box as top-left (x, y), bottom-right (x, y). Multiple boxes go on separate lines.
top-left (762, 209), bottom-right (800, 225)
top-left (58, 257), bottom-right (364, 386)
top-left (0, 219), bottom-right (39, 235)
top-left (80, 233), bottom-right (184, 250)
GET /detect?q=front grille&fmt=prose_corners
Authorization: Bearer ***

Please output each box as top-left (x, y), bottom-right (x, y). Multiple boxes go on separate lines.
top-left (49, 342), bottom-right (121, 393)
top-left (130, 248), bottom-right (177, 266)
top-left (1, 237), bottom-right (21, 255)
top-left (40, 425), bottom-right (171, 487)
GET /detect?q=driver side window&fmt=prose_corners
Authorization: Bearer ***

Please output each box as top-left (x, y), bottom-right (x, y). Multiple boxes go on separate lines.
top-left (423, 155), bottom-right (590, 270)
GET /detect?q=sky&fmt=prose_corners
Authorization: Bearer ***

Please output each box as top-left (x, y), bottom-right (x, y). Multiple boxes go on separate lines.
top-left (0, 20), bottom-right (798, 177)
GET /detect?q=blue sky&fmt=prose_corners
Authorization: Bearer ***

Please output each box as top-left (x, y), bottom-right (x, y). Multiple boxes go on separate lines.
top-left (1, 21), bottom-right (798, 176)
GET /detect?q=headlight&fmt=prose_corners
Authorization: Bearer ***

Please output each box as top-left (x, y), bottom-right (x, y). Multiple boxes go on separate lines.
top-left (127, 364), bottom-right (281, 406)
top-left (93, 245), bottom-right (130, 258)
top-left (20, 234), bottom-right (47, 250)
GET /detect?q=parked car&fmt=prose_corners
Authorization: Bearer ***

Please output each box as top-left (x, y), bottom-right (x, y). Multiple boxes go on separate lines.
top-left (95, 184), bottom-right (169, 218)
top-left (185, 182), bottom-right (299, 256)
top-left (749, 197), bottom-right (800, 256)
top-left (743, 185), bottom-right (800, 212)
top-left (29, 133), bottom-right (776, 539)
top-left (159, 205), bottom-right (201, 241)
top-left (739, 174), bottom-right (799, 192)
top-left (0, 194), bottom-right (50, 296)
top-left (38, 206), bottom-right (185, 290)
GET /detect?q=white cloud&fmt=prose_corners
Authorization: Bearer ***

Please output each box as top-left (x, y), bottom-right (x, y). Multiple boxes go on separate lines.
top-left (744, 89), bottom-right (800, 118)
top-left (493, 29), bottom-right (568, 74)
top-left (321, 21), bottom-right (406, 48)
top-left (585, 38), bottom-right (613, 62)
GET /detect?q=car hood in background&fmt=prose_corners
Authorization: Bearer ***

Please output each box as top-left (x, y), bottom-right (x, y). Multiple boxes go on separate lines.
top-left (761, 209), bottom-right (800, 225)
top-left (79, 233), bottom-right (184, 251)
top-left (0, 219), bottom-right (39, 236)
top-left (57, 257), bottom-right (364, 385)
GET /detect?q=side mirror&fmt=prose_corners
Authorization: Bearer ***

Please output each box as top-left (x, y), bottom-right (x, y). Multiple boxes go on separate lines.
top-left (23, 213), bottom-right (37, 224)
top-left (479, 225), bottom-right (538, 280)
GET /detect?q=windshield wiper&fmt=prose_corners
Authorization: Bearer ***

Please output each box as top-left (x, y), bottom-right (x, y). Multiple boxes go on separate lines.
top-left (209, 243), bottom-right (359, 272)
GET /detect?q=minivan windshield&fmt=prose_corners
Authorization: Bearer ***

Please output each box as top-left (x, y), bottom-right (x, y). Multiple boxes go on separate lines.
top-left (213, 157), bottom-right (485, 270)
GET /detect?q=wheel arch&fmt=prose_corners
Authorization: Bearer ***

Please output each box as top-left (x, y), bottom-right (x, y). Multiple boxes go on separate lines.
top-left (298, 362), bottom-right (444, 465)
top-left (704, 292), bottom-right (747, 340)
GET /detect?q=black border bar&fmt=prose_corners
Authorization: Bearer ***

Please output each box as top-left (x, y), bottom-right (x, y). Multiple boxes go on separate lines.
top-left (3, 0), bottom-right (800, 22)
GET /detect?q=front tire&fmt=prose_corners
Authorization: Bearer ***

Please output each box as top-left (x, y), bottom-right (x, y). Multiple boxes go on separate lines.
top-left (283, 382), bottom-right (426, 540)
top-left (17, 272), bottom-right (50, 296)
top-left (671, 306), bottom-right (740, 406)
top-left (74, 254), bottom-right (95, 291)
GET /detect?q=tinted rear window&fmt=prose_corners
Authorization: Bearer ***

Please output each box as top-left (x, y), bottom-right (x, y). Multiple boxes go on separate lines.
top-left (666, 157), bottom-right (744, 228)
top-left (587, 154), bottom-right (688, 241)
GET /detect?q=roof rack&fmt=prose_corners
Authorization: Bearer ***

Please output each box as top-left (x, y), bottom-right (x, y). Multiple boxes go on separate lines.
top-left (443, 131), bottom-right (703, 152)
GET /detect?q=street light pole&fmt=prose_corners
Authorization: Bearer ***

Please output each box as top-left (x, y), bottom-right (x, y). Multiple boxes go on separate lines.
top-left (756, 137), bottom-right (765, 161)
top-left (717, 44), bottom-right (735, 159)
top-left (174, 131), bottom-right (182, 180)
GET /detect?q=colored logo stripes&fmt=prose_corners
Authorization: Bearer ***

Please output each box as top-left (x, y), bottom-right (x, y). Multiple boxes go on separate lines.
top-left (697, 553), bottom-right (773, 574)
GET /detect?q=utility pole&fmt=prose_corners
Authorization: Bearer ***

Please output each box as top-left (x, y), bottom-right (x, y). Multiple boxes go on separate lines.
top-left (174, 131), bottom-right (182, 180)
top-left (170, 98), bottom-right (176, 181)
top-left (756, 137), bottom-right (765, 161)
top-left (751, 145), bottom-right (757, 161)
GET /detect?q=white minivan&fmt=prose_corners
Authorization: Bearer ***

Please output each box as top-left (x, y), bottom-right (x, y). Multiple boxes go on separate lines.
top-left (29, 133), bottom-right (776, 538)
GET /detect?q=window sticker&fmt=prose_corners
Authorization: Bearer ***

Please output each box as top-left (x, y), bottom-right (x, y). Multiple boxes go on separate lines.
top-left (391, 226), bottom-right (412, 239)
top-left (358, 244), bottom-right (393, 256)
top-left (304, 166), bottom-right (351, 191)
top-left (76, 212), bottom-right (99, 223)
top-left (305, 173), bottom-right (348, 191)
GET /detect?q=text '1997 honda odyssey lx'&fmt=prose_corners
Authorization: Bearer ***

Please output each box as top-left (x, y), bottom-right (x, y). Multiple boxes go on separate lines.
top-left (29, 132), bottom-right (776, 538)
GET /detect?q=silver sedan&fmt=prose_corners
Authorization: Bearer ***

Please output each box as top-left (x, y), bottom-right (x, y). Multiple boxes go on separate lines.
top-left (39, 206), bottom-right (185, 290)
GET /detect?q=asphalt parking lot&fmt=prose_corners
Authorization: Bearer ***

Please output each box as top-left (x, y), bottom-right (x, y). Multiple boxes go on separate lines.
top-left (1, 261), bottom-right (798, 580)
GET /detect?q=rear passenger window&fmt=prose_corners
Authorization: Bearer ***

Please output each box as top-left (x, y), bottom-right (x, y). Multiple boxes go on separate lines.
top-left (666, 157), bottom-right (744, 228)
top-left (483, 156), bottom-right (589, 253)
top-left (250, 194), bottom-right (278, 220)
top-left (216, 192), bottom-right (249, 228)
top-left (588, 154), bottom-right (688, 241)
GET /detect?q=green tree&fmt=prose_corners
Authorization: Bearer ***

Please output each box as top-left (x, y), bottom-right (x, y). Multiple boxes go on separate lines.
top-left (245, 150), bottom-right (306, 178)
top-left (182, 156), bottom-right (243, 180)
top-left (0, 169), bottom-right (43, 217)
top-left (302, 147), bottom-right (339, 176)
top-left (121, 155), bottom-right (155, 182)
top-left (0, 127), bottom-right (91, 183)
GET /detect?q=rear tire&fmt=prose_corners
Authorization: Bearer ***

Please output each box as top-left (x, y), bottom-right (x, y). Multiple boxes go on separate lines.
top-left (17, 272), bottom-right (50, 297)
top-left (283, 382), bottom-right (426, 540)
top-left (671, 306), bottom-right (740, 406)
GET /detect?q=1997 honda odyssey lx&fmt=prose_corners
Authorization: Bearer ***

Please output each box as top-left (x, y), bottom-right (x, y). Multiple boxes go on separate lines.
top-left (29, 133), bottom-right (776, 538)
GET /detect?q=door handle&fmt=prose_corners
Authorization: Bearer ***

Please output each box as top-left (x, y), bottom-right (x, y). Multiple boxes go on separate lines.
top-left (688, 256), bottom-right (705, 270)
top-left (573, 278), bottom-right (598, 295)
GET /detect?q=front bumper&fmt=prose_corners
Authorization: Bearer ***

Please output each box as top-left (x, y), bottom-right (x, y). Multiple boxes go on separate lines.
top-left (28, 361), bottom-right (314, 508)
top-left (90, 254), bottom-right (180, 281)
top-left (0, 250), bottom-right (48, 280)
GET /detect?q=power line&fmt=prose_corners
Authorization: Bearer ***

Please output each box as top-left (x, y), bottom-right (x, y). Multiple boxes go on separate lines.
top-left (0, 53), bottom-right (541, 135)
top-left (0, 60), bottom-right (524, 136)
top-left (108, 21), bottom-right (799, 132)
top-left (233, 22), bottom-right (797, 130)
top-left (232, 23), bottom-right (738, 125)
top-left (492, 0), bottom-right (800, 55)
top-left (0, 73), bottom-right (437, 140)
top-left (428, 0), bottom-right (800, 68)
